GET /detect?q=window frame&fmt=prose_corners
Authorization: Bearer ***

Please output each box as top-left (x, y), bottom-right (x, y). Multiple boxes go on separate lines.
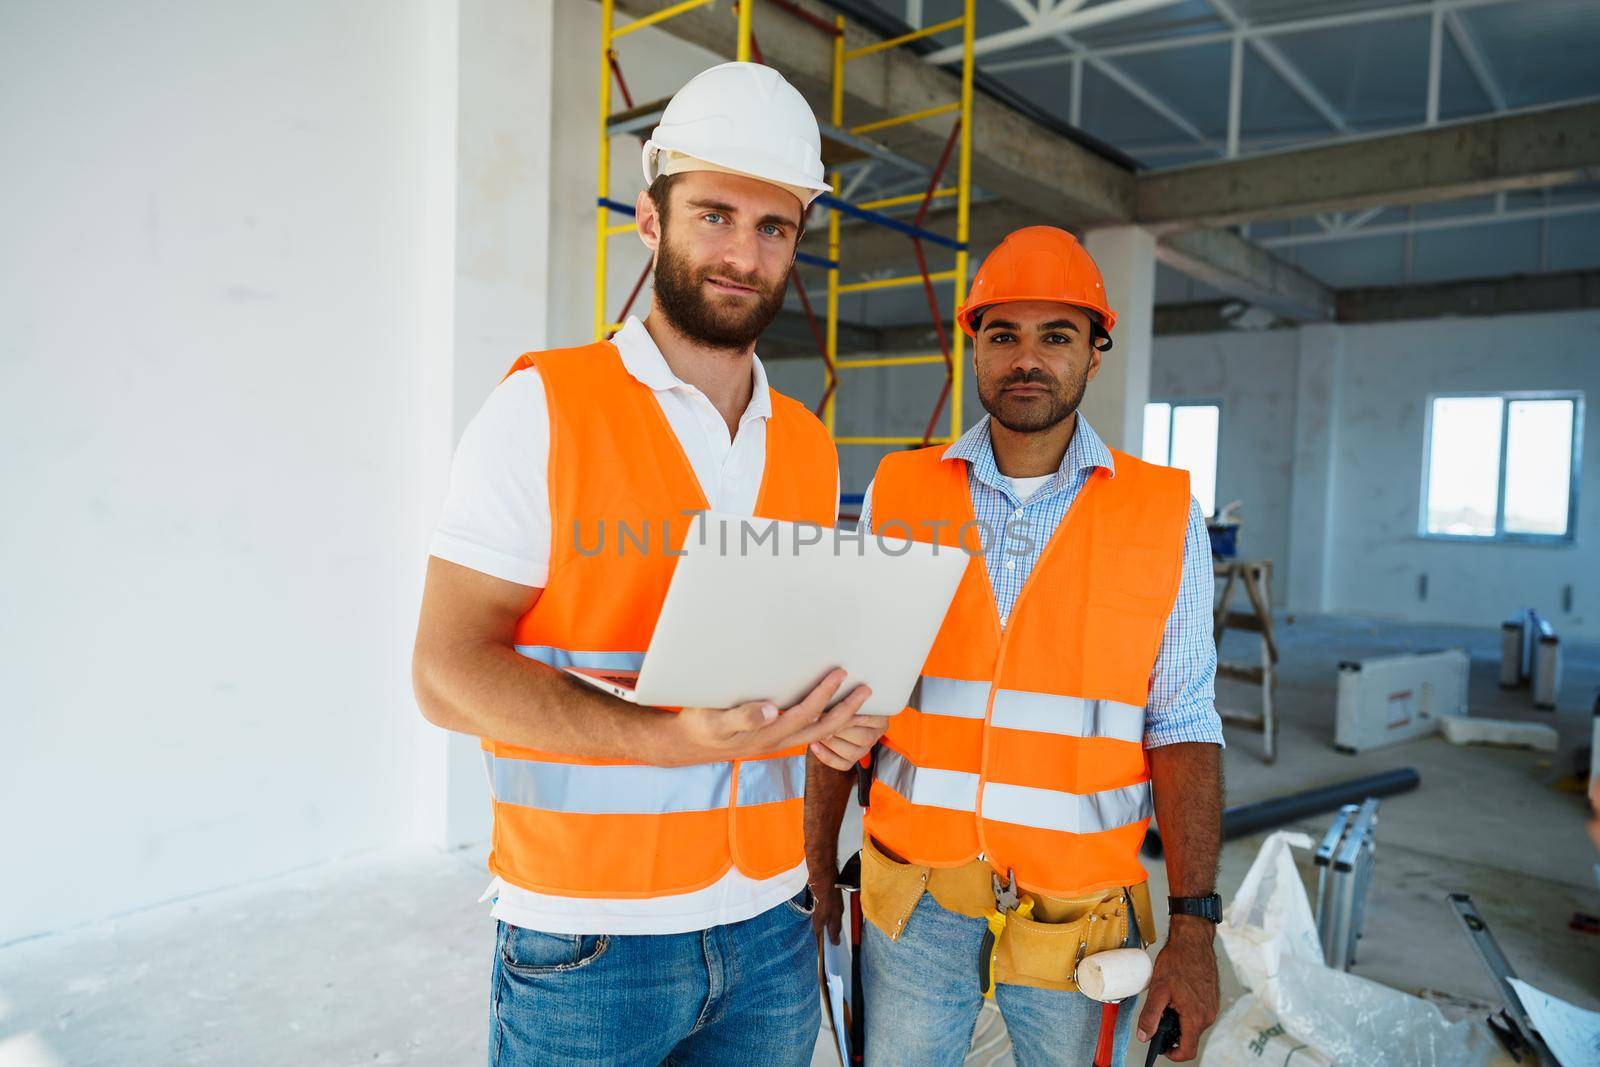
top-left (1146, 398), bottom-right (1223, 517)
top-left (1418, 389), bottom-right (1584, 545)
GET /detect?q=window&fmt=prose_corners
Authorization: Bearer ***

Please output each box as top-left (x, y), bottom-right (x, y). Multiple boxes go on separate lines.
top-left (1421, 393), bottom-right (1582, 541)
top-left (1144, 401), bottom-right (1220, 516)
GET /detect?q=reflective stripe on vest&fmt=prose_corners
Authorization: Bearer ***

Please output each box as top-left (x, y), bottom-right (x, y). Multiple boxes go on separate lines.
top-left (982, 780), bottom-right (1152, 835)
top-left (515, 645), bottom-right (646, 673)
top-left (874, 745), bottom-right (979, 811)
top-left (913, 674), bottom-right (1146, 742)
top-left (874, 745), bottom-right (1152, 833)
top-left (485, 751), bottom-right (806, 815)
top-left (990, 690), bottom-right (1144, 744)
top-left (735, 754), bottom-right (808, 806)
top-left (914, 676), bottom-right (989, 719)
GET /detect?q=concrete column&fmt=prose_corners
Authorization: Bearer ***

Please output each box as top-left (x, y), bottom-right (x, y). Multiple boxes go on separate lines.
top-left (412, 0), bottom-right (463, 852)
top-left (1081, 226), bottom-right (1156, 453)
top-left (453, 0), bottom-right (558, 419)
top-left (1285, 323), bottom-right (1344, 613)
top-left (414, 0), bottom-right (560, 851)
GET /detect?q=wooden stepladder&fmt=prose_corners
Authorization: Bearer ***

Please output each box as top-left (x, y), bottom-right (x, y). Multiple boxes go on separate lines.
top-left (1213, 559), bottom-right (1280, 762)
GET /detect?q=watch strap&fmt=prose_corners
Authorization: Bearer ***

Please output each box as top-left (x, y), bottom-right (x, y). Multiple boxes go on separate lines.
top-left (1168, 893), bottom-right (1222, 923)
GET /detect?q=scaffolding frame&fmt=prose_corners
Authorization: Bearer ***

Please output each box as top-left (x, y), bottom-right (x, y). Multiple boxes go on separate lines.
top-left (822, 0), bottom-right (975, 451)
top-left (593, 0), bottom-right (978, 468)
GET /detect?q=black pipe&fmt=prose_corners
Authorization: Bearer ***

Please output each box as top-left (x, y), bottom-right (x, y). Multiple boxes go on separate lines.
top-left (1142, 768), bottom-right (1421, 858)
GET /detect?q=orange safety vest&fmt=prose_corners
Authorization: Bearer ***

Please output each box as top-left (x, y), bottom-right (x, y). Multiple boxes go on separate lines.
top-left (482, 340), bottom-right (838, 899)
top-left (863, 440), bottom-right (1189, 897)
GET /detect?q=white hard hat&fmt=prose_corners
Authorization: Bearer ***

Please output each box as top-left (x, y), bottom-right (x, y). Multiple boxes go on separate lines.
top-left (642, 62), bottom-right (829, 208)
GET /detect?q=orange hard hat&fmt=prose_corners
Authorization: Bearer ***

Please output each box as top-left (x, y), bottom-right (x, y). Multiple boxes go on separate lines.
top-left (955, 226), bottom-right (1116, 343)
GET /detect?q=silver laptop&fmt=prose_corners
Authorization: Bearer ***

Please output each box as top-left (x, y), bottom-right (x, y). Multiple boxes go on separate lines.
top-left (565, 511), bottom-right (968, 716)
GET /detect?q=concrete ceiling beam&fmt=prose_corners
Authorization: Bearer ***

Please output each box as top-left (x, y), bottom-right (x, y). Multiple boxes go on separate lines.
top-left (1136, 101), bottom-right (1600, 230)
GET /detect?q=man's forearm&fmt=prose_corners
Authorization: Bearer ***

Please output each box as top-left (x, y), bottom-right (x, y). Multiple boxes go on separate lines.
top-left (414, 636), bottom-right (679, 761)
top-left (1149, 741), bottom-right (1223, 903)
top-left (805, 755), bottom-right (855, 882)
top-left (1140, 741), bottom-right (1224, 1058)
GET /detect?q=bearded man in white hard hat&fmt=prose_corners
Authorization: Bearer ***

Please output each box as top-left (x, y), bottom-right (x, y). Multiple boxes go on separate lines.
top-left (412, 63), bottom-right (888, 1066)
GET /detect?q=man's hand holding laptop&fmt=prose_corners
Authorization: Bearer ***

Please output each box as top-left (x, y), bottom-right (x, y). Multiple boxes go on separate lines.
top-left (657, 667), bottom-right (885, 769)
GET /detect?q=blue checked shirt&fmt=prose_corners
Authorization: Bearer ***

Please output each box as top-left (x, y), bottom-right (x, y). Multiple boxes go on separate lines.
top-left (859, 415), bottom-right (1224, 749)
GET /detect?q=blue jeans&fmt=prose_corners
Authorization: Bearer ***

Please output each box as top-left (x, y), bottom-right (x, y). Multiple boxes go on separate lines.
top-left (489, 891), bottom-right (821, 1066)
top-left (863, 892), bottom-right (1139, 1067)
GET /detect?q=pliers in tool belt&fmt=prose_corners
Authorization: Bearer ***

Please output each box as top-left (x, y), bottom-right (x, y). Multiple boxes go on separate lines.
top-left (979, 869), bottom-right (1033, 999)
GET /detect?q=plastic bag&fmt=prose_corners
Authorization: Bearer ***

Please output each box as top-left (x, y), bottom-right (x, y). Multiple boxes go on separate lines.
top-left (1205, 993), bottom-right (1333, 1067)
top-left (1217, 831), bottom-right (1325, 991)
top-left (1202, 832), bottom-right (1510, 1067)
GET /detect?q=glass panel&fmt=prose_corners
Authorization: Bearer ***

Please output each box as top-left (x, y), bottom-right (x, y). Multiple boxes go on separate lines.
top-left (1170, 404), bottom-right (1220, 517)
top-left (1143, 402), bottom-right (1171, 465)
top-left (1504, 399), bottom-right (1575, 536)
top-left (1424, 396), bottom-right (1503, 536)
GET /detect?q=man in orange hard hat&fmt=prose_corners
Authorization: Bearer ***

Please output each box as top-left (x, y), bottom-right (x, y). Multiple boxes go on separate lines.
top-left (413, 63), bottom-right (887, 1065)
top-left (805, 226), bottom-right (1224, 1064)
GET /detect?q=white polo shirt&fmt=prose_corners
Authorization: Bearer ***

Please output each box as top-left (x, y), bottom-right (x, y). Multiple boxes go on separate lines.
top-left (430, 316), bottom-right (827, 935)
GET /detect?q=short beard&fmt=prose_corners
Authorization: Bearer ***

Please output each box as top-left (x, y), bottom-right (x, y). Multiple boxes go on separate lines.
top-left (651, 236), bottom-right (788, 352)
top-left (978, 365), bottom-right (1087, 434)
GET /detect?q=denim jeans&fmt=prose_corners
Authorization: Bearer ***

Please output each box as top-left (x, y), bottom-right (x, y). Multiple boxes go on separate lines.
top-left (863, 892), bottom-right (1139, 1067)
top-left (489, 891), bottom-right (821, 1066)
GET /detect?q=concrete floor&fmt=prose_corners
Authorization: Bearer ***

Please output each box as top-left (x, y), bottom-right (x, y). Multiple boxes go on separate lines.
top-left (1202, 611), bottom-right (1599, 1013)
top-left (2, 613), bottom-right (1596, 1067)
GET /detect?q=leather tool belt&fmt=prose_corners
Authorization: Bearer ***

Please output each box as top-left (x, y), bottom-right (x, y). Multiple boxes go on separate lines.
top-left (859, 833), bottom-right (1156, 993)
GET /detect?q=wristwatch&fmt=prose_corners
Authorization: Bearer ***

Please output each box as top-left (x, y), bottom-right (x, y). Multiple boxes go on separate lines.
top-left (1168, 893), bottom-right (1223, 924)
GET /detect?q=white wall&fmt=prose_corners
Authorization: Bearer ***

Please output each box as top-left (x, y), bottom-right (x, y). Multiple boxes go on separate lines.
top-left (454, 0), bottom-right (555, 412)
top-left (0, 0), bottom-right (450, 944)
top-left (1150, 330), bottom-right (1300, 605)
top-left (1328, 311), bottom-right (1600, 636)
top-left (1151, 310), bottom-right (1600, 635)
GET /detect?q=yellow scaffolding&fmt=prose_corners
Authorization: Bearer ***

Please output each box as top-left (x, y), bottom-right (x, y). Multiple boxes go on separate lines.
top-left (592, 1), bottom-right (978, 492)
top-left (822, 0), bottom-right (976, 453)
top-left (593, 0), bottom-right (756, 342)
